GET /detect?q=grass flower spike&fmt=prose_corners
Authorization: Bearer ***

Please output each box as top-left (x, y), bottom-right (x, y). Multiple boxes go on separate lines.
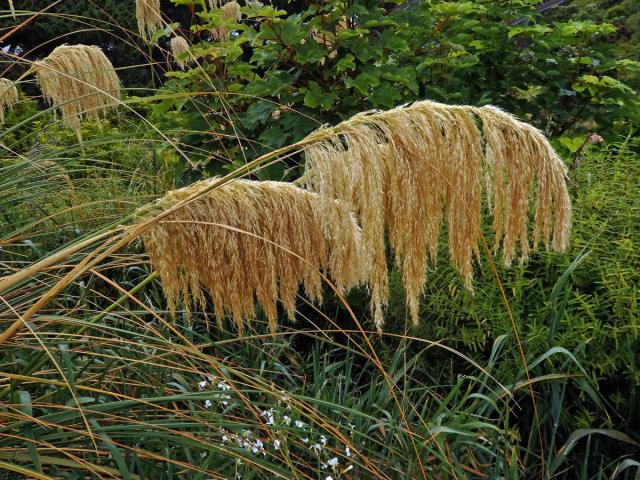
top-left (210, 1), bottom-right (242, 41)
top-left (138, 178), bottom-right (364, 333)
top-left (0, 78), bottom-right (18, 124)
top-left (136, 0), bottom-right (162, 42)
top-left (32, 44), bottom-right (121, 137)
top-left (303, 100), bottom-right (571, 329)
top-left (170, 36), bottom-right (190, 69)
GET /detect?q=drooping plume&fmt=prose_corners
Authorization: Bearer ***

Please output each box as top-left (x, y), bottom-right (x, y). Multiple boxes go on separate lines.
top-left (170, 36), bottom-right (190, 69)
top-left (136, 0), bottom-right (162, 43)
top-left (32, 45), bottom-right (121, 136)
top-left (138, 178), bottom-right (364, 333)
top-left (0, 78), bottom-right (18, 124)
top-left (303, 100), bottom-right (571, 330)
top-left (210, 1), bottom-right (242, 42)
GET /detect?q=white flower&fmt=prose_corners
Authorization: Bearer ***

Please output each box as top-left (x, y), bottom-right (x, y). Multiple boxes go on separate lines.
top-left (261, 409), bottom-right (274, 425)
top-left (310, 442), bottom-right (322, 453)
top-left (345, 446), bottom-right (351, 457)
top-left (294, 420), bottom-right (305, 429)
top-left (204, 400), bottom-right (212, 408)
top-left (199, 380), bottom-right (208, 389)
top-left (222, 435), bottom-right (229, 443)
top-left (301, 437), bottom-right (309, 444)
top-left (320, 435), bottom-right (327, 445)
top-left (217, 381), bottom-right (231, 391)
top-left (283, 415), bottom-right (291, 426)
top-left (327, 457), bottom-right (339, 467)
top-left (325, 476), bottom-right (334, 480)
top-left (273, 439), bottom-right (281, 450)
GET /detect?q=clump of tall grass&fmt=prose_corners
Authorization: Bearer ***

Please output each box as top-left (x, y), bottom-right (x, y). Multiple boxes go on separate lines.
top-left (303, 100), bottom-right (571, 329)
top-left (0, 78), bottom-right (18, 124)
top-left (32, 45), bottom-right (121, 138)
top-left (138, 178), bottom-right (364, 332)
top-left (170, 36), bottom-right (190, 69)
top-left (135, 0), bottom-right (162, 42)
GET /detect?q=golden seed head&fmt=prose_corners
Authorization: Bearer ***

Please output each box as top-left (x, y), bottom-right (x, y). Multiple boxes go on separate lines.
top-left (136, 0), bottom-right (162, 42)
top-left (170, 36), bottom-right (191, 69)
top-left (303, 100), bottom-right (571, 330)
top-left (210, 1), bottom-right (242, 41)
top-left (138, 178), bottom-right (364, 333)
top-left (32, 44), bottom-right (121, 136)
top-left (0, 78), bottom-right (19, 124)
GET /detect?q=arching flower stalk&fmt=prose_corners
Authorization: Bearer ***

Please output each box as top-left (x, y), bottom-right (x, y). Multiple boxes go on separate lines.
top-left (0, 78), bottom-right (18, 124)
top-left (32, 44), bottom-right (121, 138)
top-left (135, 0), bottom-right (162, 43)
top-left (210, 1), bottom-right (242, 42)
top-left (170, 36), bottom-right (190, 69)
top-left (302, 100), bottom-right (571, 330)
top-left (138, 178), bottom-right (364, 333)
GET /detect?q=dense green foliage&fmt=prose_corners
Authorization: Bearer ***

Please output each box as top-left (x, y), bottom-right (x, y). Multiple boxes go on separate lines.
top-left (151, 0), bottom-right (639, 178)
top-left (0, 0), bottom-right (639, 478)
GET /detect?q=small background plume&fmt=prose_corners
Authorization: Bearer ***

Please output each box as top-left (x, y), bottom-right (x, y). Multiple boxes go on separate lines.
top-left (32, 44), bottom-right (121, 138)
top-left (303, 100), bottom-right (571, 330)
top-left (170, 36), bottom-right (190, 69)
top-left (136, 0), bottom-right (162, 43)
top-left (0, 78), bottom-right (18, 124)
top-left (138, 178), bottom-right (364, 333)
top-left (210, 1), bottom-right (242, 42)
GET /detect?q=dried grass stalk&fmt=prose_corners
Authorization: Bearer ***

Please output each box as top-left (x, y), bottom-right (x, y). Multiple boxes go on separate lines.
top-left (32, 45), bottom-right (121, 135)
top-left (303, 100), bottom-right (571, 329)
top-left (210, 1), bottom-right (242, 42)
top-left (136, 0), bottom-right (162, 42)
top-left (170, 37), bottom-right (190, 69)
top-left (0, 78), bottom-right (18, 124)
top-left (139, 178), bottom-right (364, 333)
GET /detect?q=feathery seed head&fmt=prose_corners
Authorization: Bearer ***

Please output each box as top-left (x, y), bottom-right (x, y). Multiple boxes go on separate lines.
top-left (136, 0), bottom-right (162, 42)
top-left (210, 1), bottom-right (242, 41)
top-left (32, 45), bottom-right (121, 136)
top-left (170, 36), bottom-right (191, 69)
top-left (303, 100), bottom-right (571, 330)
top-left (138, 178), bottom-right (364, 333)
top-left (0, 78), bottom-right (18, 124)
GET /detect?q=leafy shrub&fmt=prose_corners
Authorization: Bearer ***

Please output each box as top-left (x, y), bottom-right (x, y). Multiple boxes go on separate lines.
top-left (150, 0), bottom-right (638, 176)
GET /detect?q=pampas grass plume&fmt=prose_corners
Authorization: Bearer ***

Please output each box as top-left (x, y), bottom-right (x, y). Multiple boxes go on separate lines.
top-left (303, 100), bottom-right (571, 330)
top-left (170, 36), bottom-right (190, 69)
top-left (32, 44), bottom-right (121, 136)
top-left (210, 1), bottom-right (242, 41)
top-left (136, 0), bottom-right (162, 42)
top-left (0, 78), bottom-right (18, 124)
top-left (139, 178), bottom-right (364, 333)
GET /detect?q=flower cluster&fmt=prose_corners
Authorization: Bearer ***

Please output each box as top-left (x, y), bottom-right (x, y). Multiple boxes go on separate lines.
top-left (195, 378), bottom-right (356, 478)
